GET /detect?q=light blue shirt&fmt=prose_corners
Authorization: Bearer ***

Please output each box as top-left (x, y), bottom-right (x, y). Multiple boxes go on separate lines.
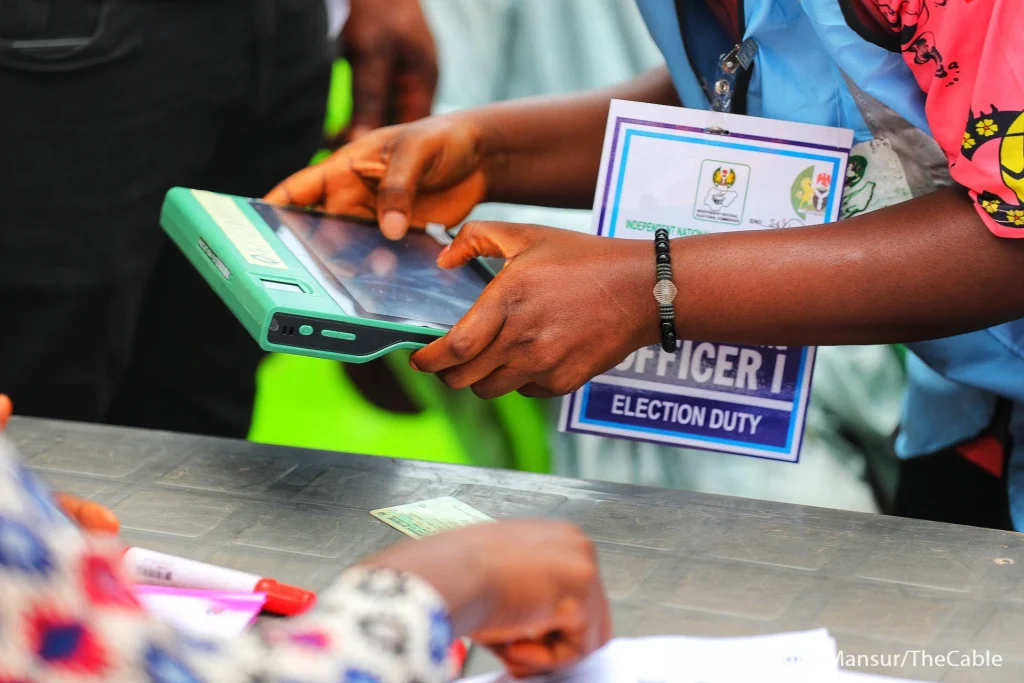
top-left (636, 0), bottom-right (1024, 528)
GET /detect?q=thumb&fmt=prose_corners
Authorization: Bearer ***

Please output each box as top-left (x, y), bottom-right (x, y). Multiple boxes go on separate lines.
top-left (0, 394), bottom-right (11, 430)
top-left (437, 221), bottom-right (533, 269)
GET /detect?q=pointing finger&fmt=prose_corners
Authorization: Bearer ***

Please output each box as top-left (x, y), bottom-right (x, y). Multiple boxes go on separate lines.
top-left (266, 163), bottom-right (330, 207)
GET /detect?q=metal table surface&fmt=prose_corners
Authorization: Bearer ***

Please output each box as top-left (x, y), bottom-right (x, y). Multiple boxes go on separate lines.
top-left (8, 417), bottom-right (1024, 682)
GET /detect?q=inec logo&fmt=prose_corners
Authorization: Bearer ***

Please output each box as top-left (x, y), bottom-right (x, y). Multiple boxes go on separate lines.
top-left (693, 159), bottom-right (750, 226)
top-left (791, 166), bottom-right (833, 222)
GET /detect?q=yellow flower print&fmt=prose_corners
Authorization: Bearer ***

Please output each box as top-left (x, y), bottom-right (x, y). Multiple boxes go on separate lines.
top-left (976, 119), bottom-right (999, 137)
top-left (982, 199), bottom-right (1001, 214)
top-left (1007, 210), bottom-right (1024, 226)
top-left (963, 132), bottom-right (977, 150)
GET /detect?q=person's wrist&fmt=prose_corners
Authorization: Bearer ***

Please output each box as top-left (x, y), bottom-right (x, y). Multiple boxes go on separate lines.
top-left (360, 538), bottom-right (494, 636)
top-left (618, 238), bottom-right (663, 349)
top-left (464, 110), bottom-right (507, 204)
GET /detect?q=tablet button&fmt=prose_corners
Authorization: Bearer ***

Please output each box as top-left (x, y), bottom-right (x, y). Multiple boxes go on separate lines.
top-left (299, 325), bottom-right (314, 336)
top-left (322, 329), bottom-right (356, 341)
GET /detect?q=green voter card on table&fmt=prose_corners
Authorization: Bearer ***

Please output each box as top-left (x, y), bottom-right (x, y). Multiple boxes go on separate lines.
top-left (160, 188), bottom-right (495, 363)
top-left (371, 497), bottom-right (495, 539)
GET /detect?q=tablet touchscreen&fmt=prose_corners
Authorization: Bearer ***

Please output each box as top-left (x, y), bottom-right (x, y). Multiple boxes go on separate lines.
top-left (250, 201), bottom-right (490, 330)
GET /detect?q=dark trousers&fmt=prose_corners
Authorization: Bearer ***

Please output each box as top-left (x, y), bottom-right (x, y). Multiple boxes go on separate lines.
top-left (892, 402), bottom-right (1014, 531)
top-left (0, 0), bottom-right (332, 438)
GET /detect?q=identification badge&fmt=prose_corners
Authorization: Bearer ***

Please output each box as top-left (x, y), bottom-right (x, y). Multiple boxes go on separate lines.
top-left (559, 100), bottom-right (853, 462)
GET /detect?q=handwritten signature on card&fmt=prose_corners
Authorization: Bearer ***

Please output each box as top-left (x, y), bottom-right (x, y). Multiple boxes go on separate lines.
top-left (748, 217), bottom-right (804, 229)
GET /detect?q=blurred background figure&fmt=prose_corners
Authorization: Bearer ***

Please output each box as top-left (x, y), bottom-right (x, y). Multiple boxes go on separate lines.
top-left (333, 0), bottom-right (437, 143)
top-left (0, 0), bottom-right (437, 441)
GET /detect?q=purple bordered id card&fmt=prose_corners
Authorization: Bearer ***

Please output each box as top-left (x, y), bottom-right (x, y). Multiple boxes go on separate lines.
top-left (558, 100), bottom-right (853, 462)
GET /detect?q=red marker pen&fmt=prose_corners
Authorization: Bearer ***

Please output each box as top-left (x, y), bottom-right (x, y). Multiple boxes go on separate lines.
top-left (124, 547), bottom-right (315, 616)
top-left (450, 638), bottom-right (469, 676)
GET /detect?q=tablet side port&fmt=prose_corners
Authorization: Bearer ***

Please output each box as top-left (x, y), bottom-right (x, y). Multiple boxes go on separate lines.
top-left (267, 314), bottom-right (438, 359)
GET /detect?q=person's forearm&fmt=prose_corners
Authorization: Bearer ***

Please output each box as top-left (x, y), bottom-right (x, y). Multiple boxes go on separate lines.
top-left (630, 188), bottom-right (1024, 347)
top-left (467, 67), bottom-right (680, 210)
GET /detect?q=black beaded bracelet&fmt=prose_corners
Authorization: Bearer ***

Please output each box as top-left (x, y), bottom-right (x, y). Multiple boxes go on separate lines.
top-left (652, 228), bottom-right (678, 353)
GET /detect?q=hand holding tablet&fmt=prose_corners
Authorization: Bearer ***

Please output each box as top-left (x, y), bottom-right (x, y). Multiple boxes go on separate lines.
top-left (265, 115), bottom-right (487, 240)
top-left (160, 188), bottom-right (495, 363)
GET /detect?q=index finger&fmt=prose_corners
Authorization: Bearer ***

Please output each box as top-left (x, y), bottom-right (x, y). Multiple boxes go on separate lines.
top-left (410, 289), bottom-right (507, 374)
top-left (265, 163), bottom-right (329, 206)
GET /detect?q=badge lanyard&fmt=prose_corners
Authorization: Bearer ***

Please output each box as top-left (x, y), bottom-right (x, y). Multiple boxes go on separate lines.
top-left (671, 0), bottom-right (758, 116)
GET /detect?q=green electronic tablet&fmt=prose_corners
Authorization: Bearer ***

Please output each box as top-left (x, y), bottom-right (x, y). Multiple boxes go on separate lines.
top-left (160, 188), bottom-right (495, 363)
